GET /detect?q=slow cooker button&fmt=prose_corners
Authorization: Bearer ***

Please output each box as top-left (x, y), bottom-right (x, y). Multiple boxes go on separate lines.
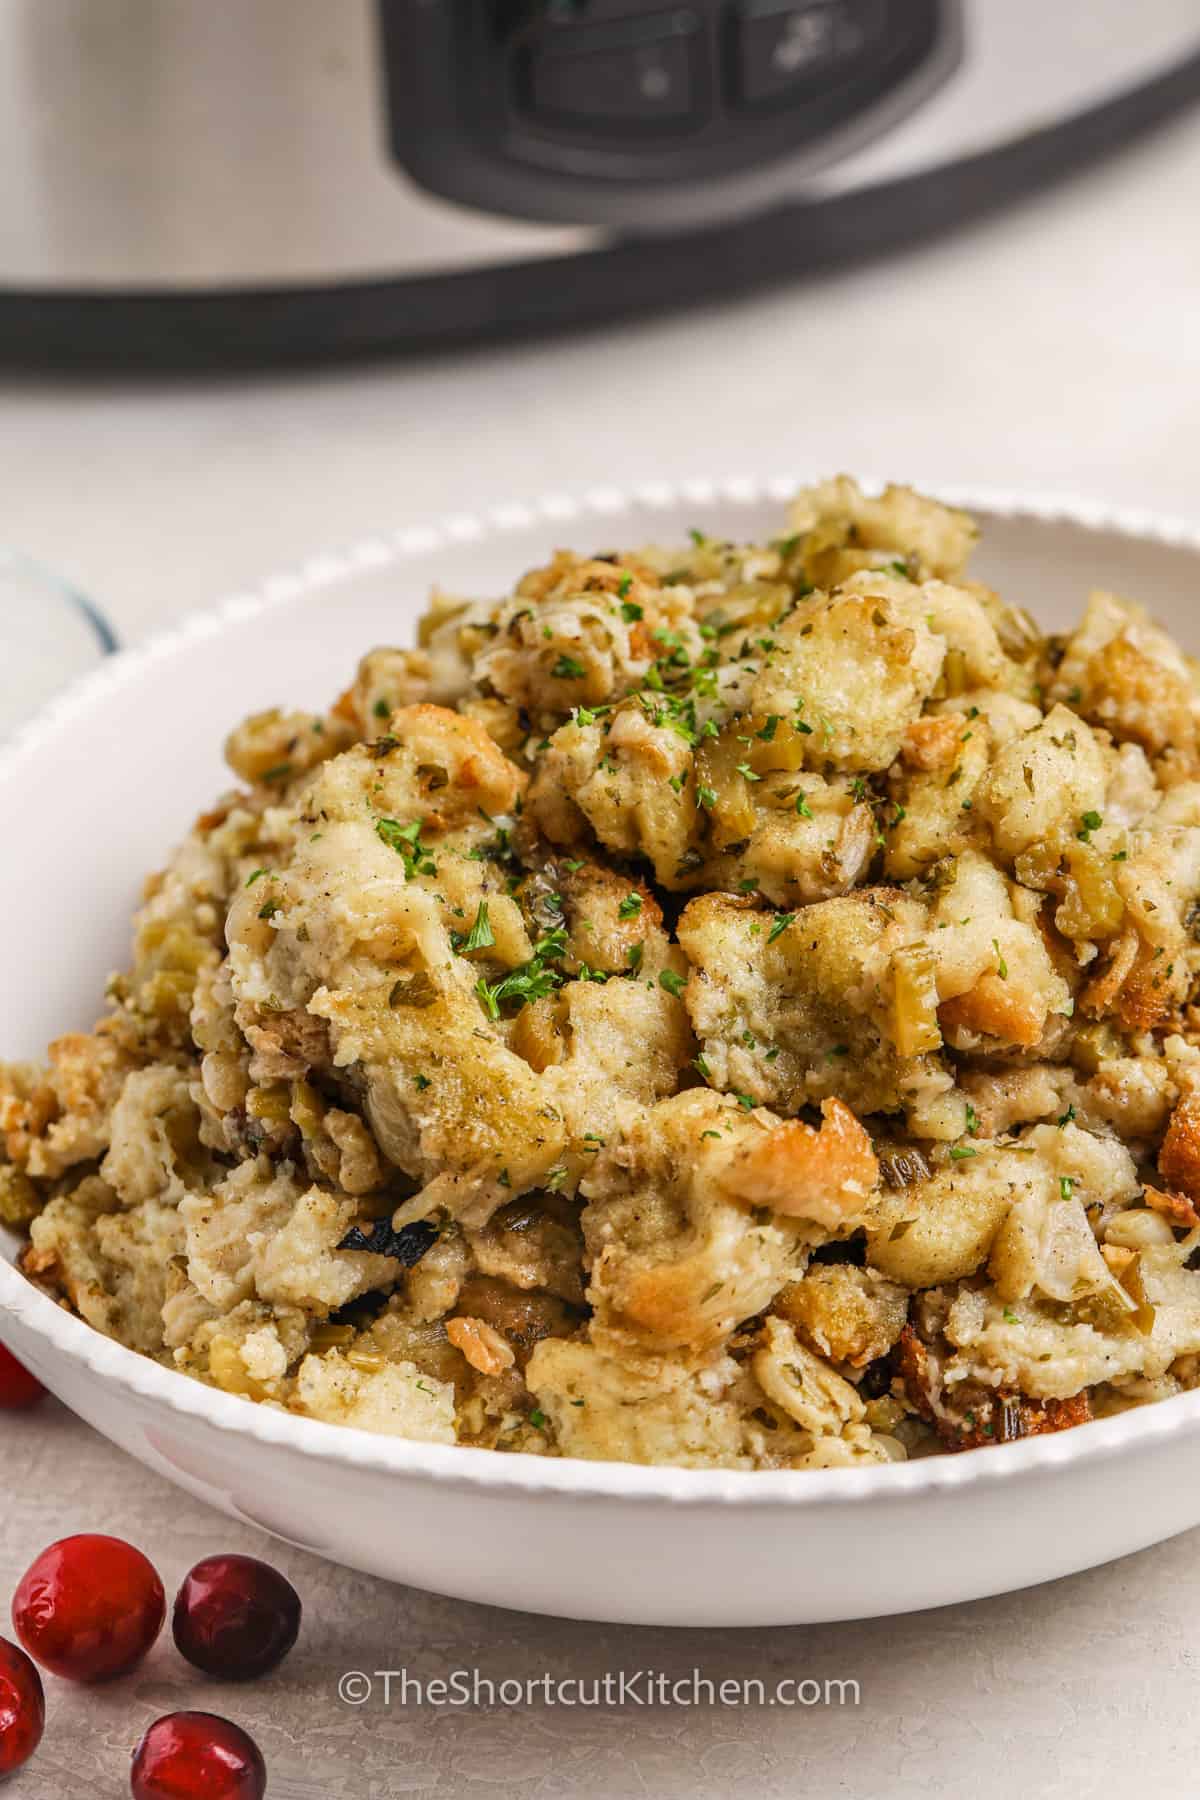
top-left (734, 0), bottom-right (886, 106)
top-left (528, 28), bottom-right (696, 126)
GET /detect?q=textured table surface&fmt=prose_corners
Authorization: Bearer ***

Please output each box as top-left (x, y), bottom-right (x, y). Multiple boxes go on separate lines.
top-left (3, 89), bottom-right (1200, 1800)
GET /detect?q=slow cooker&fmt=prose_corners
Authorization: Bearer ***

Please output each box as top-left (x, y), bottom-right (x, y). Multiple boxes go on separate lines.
top-left (3, 0), bottom-right (1200, 363)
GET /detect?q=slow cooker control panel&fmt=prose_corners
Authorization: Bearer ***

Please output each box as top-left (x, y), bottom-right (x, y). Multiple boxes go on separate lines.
top-left (379, 0), bottom-right (957, 229)
top-left (520, 1), bottom-right (893, 128)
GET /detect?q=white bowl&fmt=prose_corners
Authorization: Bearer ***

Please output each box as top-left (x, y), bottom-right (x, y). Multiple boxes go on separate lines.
top-left (5, 480), bottom-right (1200, 1628)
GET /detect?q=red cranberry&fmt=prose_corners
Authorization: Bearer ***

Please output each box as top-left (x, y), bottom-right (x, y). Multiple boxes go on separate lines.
top-left (173, 1554), bottom-right (300, 1682)
top-left (0, 1341), bottom-right (44, 1410)
top-left (0, 1636), bottom-right (44, 1777)
top-left (131, 1712), bottom-right (266, 1800)
top-left (13, 1534), bottom-right (165, 1682)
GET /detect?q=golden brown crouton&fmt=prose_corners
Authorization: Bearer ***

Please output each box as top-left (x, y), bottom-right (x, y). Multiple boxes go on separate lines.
top-left (1160, 1094), bottom-right (1200, 1202)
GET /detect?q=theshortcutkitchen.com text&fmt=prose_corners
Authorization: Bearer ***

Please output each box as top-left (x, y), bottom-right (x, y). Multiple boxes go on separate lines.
top-left (336, 1668), bottom-right (861, 1708)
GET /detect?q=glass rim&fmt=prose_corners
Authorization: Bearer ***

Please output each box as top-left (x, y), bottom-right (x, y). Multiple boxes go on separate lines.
top-left (0, 544), bottom-right (119, 657)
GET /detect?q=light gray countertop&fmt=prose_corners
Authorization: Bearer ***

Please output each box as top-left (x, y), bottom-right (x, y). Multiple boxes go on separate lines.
top-left (3, 101), bottom-right (1200, 1800)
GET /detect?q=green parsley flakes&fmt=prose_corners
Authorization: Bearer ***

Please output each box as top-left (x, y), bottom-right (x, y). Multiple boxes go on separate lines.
top-left (475, 929), bottom-right (567, 1020)
top-left (376, 816), bottom-right (437, 880)
top-left (455, 900), bottom-right (495, 954)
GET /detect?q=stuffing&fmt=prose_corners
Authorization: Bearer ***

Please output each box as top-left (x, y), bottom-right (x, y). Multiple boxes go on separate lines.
top-left (251, 1188), bottom-right (403, 1313)
top-left (749, 586), bottom-right (946, 774)
top-left (883, 714), bottom-right (994, 880)
top-left (444, 1315), bottom-right (516, 1377)
top-left (752, 1316), bottom-right (864, 1434)
top-left (1160, 1092), bottom-right (1200, 1199)
top-left (2, 1029), bottom-right (132, 1179)
top-left (24, 1177), bottom-right (179, 1356)
top-left (295, 1351), bottom-right (457, 1442)
top-left (334, 645), bottom-right (437, 736)
top-left (11, 477), bottom-right (1200, 1469)
top-left (941, 1237), bottom-right (1200, 1400)
top-left (529, 704), bottom-right (700, 889)
top-left (927, 850), bottom-right (1074, 1053)
top-left (474, 558), bottom-right (698, 727)
top-left (864, 1147), bottom-right (1016, 1288)
top-left (580, 1090), bottom-right (812, 1356)
top-left (525, 1340), bottom-right (754, 1468)
top-left (774, 1263), bottom-right (909, 1368)
top-left (101, 1066), bottom-right (203, 1207)
top-left (785, 477), bottom-right (978, 586)
top-left (467, 1194), bottom-right (586, 1306)
top-left (224, 707), bottom-right (356, 790)
top-left (977, 705), bottom-right (1109, 861)
top-left (677, 888), bottom-right (949, 1124)
top-left (1048, 590), bottom-right (1200, 768)
top-left (715, 1098), bottom-right (879, 1229)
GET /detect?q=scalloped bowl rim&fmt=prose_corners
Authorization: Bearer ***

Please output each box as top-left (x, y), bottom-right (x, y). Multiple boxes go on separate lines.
top-left (4, 474), bottom-right (1200, 1508)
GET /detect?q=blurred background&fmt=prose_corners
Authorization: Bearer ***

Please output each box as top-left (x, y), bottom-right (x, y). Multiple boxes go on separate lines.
top-left (3, 9), bottom-right (1200, 1795)
top-left (2, 0), bottom-right (1199, 701)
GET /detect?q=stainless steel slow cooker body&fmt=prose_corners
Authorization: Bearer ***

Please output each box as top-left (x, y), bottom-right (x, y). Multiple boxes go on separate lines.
top-left (2, 0), bottom-right (1198, 361)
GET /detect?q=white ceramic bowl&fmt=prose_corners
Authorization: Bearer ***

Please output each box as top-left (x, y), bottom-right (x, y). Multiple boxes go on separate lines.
top-left (5, 480), bottom-right (1200, 1628)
